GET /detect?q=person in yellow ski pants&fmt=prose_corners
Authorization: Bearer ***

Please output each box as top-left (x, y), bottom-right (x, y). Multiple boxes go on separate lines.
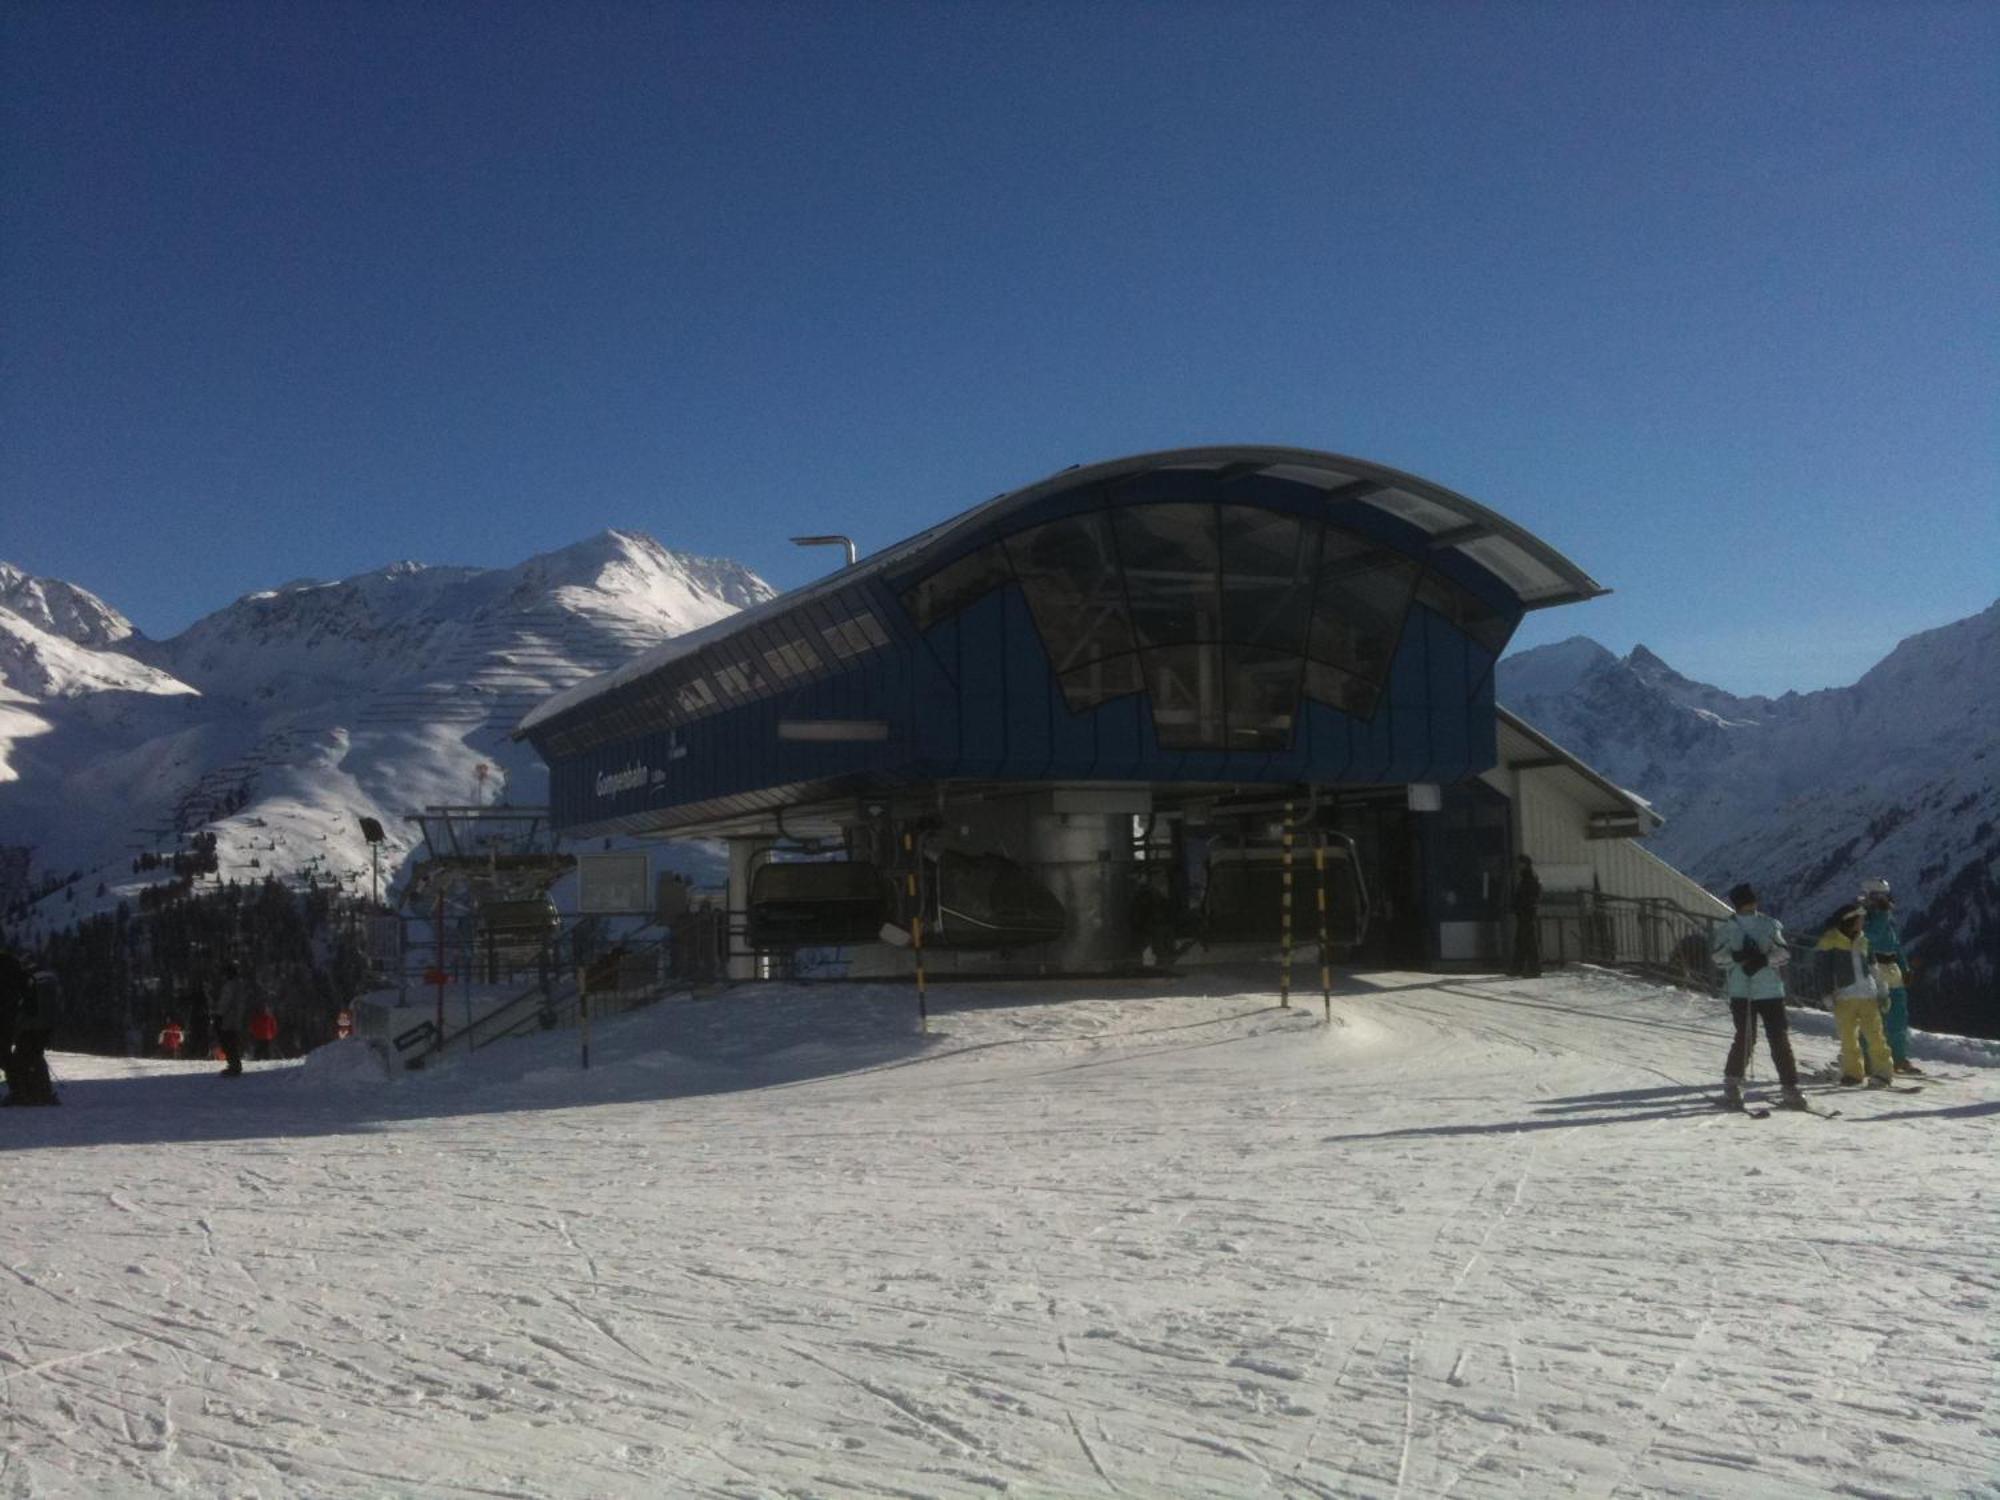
top-left (1814, 904), bottom-right (1892, 1087)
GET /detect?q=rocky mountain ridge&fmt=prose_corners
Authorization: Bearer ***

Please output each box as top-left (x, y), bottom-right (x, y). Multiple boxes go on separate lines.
top-left (0, 533), bottom-right (773, 932)
top-left (1498, 603), bottom-right (2000, 1033)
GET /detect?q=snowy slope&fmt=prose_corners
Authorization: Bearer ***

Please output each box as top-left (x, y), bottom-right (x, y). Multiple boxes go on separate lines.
top-left (1499, 605), bottom-right (2000, 1021)
top-left (2, 970), bottom-right (1994, 1498)
top-left (0, 534), bottom-right (772, 935)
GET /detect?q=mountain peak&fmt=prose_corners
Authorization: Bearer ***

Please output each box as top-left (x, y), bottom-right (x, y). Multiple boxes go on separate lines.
top-left (0, 562), bottom-right (138, 650)
top-left (1495, 636), bottom-right (1616, 703)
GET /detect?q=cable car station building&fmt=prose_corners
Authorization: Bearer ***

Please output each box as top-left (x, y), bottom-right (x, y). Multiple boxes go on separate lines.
top-left (519, 446), bottom-right (1704, 977)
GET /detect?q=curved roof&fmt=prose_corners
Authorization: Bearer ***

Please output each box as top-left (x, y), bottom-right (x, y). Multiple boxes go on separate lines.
top-left (520, 445), bottom-right (1604, 737)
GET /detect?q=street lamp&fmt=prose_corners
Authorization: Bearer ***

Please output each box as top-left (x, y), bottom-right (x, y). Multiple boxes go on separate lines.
top-left (357, 816), bottom-right (385, 909)
top-left (790, 534), bottom-right (858, 569)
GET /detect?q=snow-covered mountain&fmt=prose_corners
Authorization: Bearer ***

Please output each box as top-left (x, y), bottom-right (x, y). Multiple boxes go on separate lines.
top-left (0, 561), bottom-right (138, 650)
top-left (1499, 603), bottom-right (2000, 1031)
top-left (0, 535), bottom-right (773, 929)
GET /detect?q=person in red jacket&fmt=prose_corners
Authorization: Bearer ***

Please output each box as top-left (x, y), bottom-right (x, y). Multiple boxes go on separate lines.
top-left (248, 1002), bottom-right (279, 1062)
top-left (158, 1018), bottom-right (185, 1059)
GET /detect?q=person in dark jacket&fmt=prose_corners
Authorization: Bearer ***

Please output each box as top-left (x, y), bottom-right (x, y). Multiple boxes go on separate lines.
top-left (214, 963), bottom-right (251, 1077)
top-left (4, 961), bottom-right (60, 1106)
top-left (0, 946), bottom-right (28, 1102)
top-left (186, 981), bottom-right (214, 1061)
top-left (1508, 855), bottom-right (1543, 978)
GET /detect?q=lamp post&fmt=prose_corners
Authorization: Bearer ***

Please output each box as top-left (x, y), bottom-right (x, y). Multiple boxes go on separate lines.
top-left (357, 816), bottom-right (386, 909)
top-left (789, 534), bottom-right (858, 569)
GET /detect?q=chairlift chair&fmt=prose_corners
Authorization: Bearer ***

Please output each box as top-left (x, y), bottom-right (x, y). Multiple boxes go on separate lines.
top-left (925, 851), bottom-right (1068, 950)
top-left (1200, 832), bottom-right (1370, 952)
top-left (746, 860), bottom-right (892, 949)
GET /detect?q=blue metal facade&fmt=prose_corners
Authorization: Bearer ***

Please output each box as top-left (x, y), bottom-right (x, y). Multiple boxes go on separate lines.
top-left (531, 457), bottom-right (1549, 838)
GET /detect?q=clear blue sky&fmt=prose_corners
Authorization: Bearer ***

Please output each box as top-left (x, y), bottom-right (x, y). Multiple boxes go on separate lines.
top-left (3, 0), bottom-right (1993, 695)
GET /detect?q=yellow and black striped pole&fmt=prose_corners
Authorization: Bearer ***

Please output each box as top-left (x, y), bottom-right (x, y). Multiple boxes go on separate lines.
top-left (1316, 833), bottom-right (1332, 1022)
top-left (904, 832), bottom-right (928, 1032)
top-left (1279, 801), bottom-right (1295, 1008)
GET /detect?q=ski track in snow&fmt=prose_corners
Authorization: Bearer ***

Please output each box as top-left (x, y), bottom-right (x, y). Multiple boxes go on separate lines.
top-left (0, 969), bottom-right (1993, 1498)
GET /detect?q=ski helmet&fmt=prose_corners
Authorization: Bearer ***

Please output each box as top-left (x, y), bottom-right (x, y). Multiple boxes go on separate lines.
top-left (1861, 877), bottom-right (1891, 898)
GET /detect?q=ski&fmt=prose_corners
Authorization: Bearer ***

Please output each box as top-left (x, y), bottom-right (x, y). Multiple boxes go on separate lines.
top-left (1714, 1096), bottom-right (1771, 1119)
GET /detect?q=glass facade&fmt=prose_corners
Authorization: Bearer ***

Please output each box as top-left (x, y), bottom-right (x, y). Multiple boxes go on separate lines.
top-left (899, 500), bottom-right (1501, 751)
top-left (538, 597), bottom-right (894, 759)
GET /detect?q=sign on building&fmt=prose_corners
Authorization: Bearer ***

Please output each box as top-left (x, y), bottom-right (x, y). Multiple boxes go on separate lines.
top-left (577, 852), bottom-right (652, 913)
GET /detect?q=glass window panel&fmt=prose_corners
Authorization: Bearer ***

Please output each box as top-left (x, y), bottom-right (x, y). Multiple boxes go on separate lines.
top-left (1004, 512), bottom-right (1135, 672)
top-left (1222, 646), bottom-right (1303, 750)
top-left (1142, 643), bottom-right (1225, 749)
top-left (1111, 503), bottom-right (1221, 649)
top-left (1305, 660), bottom-right (1380, 719)
top-left (1219, 506), bottom-right (1315, 651)
top-left (901, 544), bottom-right (1013, 632)
top-left (711, 661), bottom-right (751, 702)
top-left (784, 634), bottom-right (823, 674)
top-left (673, 675), bottom-right (716, 716)
top-left (1308, 530), bottom-right (1418, 684)
top-left (1415, 572), bottom-right (1513, 655)
top-left (1364, 485), bottom-right (1468, 536)
top-left (1455, 535), bottom-right (1568, 602)
top-left (1057, 651), bottom-right (1145, 713)
top-left (855, 611), bottom-right (890, 647)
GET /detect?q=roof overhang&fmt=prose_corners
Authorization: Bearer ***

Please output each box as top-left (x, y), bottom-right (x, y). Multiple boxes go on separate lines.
top-left (1496, 706), bottom-right (1663, 838)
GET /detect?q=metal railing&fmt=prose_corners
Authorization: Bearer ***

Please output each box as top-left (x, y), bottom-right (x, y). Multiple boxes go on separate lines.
top-left (1534, 893), bottom-right (1729, 989)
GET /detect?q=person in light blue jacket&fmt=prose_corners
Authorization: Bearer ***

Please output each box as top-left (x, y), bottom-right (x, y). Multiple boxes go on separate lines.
top-left (1710, 883), bottom-right (1806, 1110)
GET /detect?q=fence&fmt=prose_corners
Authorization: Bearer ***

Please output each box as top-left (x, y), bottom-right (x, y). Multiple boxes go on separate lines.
top-left (1534, 893), bottom-right (1725, 990)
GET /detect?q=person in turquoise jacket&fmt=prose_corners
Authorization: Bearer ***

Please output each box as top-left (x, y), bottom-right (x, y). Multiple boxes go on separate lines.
top-left (1858, 877), bottom-right (1920, 1076)
top-left (1709, 883), bottom-right (1806, 1110)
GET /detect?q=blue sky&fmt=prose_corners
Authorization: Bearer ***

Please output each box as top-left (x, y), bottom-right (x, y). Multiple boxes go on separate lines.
top-left (3, 0), bottom-right (1993, 695)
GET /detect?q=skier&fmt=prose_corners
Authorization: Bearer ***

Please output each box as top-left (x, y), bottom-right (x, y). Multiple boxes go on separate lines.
top-left (158, 1017), bottom-right (185, 1059)
top-left (1815, 902), bottom-right (1893, 1088)
top-left (1710, 883), bottom-right (1806, 1111)
top-left (249, 1002), bottom-right (279, 1062)
top-left (1508, 854), bottom-right (1542, 978)
top-left (1858, 877), bottom-right (1920, 1076)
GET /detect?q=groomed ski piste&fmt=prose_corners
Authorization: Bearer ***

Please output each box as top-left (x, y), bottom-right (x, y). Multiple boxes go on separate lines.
top-left (3, 970), bottom-right (1994, 1499)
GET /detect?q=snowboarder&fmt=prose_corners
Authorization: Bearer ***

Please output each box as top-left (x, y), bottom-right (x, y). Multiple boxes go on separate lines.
top-left (1509, 854), bottom-right (1542, 978)
top-left (1710, 883), bottom-right (1806, 1111)
top-left (1815, 902), bottom-right (1893, 1088)
top-left (249, 1002), bottom-right (279, 1062)
top-left (1858, 877), bottom-right (1920, 1076)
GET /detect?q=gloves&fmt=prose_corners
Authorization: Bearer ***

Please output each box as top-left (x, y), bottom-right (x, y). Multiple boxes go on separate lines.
top-left (1733, 942), bottom-right (1769, 976)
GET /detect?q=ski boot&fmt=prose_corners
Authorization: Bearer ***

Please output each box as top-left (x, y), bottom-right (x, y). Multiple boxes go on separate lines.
top-left (1894, 1059), bottom-right (1924, 1076)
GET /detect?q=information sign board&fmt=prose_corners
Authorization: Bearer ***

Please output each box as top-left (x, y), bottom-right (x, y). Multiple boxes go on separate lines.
top-left (577, 852), bottom-right (651, 913)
